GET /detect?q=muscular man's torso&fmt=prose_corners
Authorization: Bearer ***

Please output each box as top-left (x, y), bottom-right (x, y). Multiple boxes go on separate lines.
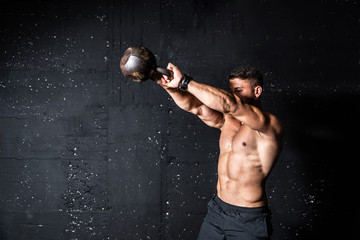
top-left (217, 113), bottom-right (283, 207)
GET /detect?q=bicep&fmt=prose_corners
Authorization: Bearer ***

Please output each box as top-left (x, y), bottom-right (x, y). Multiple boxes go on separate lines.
top-left (240, 105), bottom-right (269, 132)
top-left (231, 98), bottom-right (269, 132)
top-left (192, 104), bottom-right (224, 129)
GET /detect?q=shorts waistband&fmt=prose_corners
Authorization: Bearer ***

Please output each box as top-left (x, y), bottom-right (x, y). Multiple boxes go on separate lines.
top-left (214, 196), bottom-right (268, 214)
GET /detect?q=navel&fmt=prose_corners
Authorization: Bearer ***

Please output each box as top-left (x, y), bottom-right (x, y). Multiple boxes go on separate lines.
top-left (242, 142), bottom-right (246, 147)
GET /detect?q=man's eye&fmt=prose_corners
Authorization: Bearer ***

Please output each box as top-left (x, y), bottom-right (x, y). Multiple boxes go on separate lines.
top-left (234, 89), bottom-right (242, 93)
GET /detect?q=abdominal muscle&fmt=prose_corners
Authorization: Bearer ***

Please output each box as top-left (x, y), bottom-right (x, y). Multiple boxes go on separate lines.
top-left (216, 150), bottom-right (267, 207)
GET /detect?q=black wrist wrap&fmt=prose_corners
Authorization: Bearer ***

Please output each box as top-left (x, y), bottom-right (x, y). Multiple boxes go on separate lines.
top-left (177, 74), bottom-right (192, 91)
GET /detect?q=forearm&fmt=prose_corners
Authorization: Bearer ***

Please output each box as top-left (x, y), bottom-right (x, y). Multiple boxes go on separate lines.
top-left (186, 80), bottom-right (237, 114)
top-left (163, 87), bottom-right (203, 113)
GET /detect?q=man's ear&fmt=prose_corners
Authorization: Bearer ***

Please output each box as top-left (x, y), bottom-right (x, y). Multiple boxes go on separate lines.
top-left (254, 86), bottom-right (262, 98)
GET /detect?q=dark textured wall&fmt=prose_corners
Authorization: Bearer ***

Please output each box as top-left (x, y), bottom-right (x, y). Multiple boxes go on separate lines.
top-left (0, 0), bottom-right (359, 239)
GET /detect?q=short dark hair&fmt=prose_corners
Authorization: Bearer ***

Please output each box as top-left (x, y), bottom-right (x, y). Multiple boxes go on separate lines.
top-left (228, 66), bottom-right (263, 87)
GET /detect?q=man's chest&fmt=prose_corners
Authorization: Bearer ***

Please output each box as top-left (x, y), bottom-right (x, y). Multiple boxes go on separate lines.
top-left (219, 117), bottom-right (259, 153)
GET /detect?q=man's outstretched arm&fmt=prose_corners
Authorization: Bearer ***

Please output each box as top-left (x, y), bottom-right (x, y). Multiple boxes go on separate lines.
top-left (156, 64), bottom-right (224, 129)
top-left (163, 87), bottom-right (224, 129)
top-left (186, 79), bottom-right (268, 132)
top-left (162, 63), bottom-right (268, 133)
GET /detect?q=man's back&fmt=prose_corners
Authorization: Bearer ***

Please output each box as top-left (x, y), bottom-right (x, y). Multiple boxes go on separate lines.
top-left (217, 113), bottom-right (283, 207)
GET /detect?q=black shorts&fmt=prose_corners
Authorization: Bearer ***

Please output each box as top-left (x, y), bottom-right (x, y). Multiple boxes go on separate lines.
top-left (197, 196), bottom-right (271, 240)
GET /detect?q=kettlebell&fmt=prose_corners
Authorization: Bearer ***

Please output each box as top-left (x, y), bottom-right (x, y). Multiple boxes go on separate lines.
top-left (120, 46), bottom-right (172, 82)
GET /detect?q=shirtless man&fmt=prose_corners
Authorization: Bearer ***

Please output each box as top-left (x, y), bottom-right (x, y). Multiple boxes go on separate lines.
top-left (156, 63), bottom-right (284, 240)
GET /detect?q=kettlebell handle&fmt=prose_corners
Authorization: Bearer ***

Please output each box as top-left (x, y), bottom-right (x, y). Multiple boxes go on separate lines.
top-left (156, 66), bottom-right (173, 79)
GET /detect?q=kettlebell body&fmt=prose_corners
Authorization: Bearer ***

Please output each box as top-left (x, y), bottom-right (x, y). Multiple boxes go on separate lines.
top-left (120, 46), bottom-right (172, 82)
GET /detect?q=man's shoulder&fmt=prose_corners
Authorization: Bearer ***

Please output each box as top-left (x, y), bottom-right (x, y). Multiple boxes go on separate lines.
top-left (262, 111), bottom-right (284, 138)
